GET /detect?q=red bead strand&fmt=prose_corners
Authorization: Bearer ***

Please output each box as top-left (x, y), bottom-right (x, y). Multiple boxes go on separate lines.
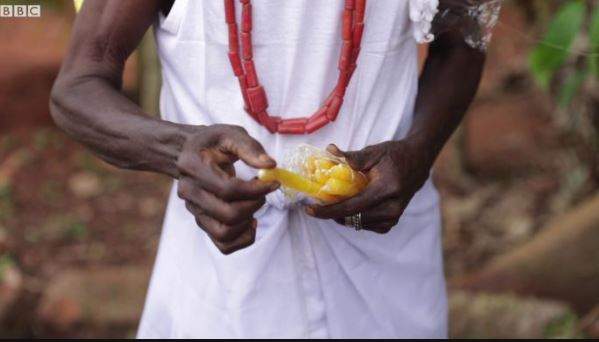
top-left (224, 0), bottom-right (367, 134)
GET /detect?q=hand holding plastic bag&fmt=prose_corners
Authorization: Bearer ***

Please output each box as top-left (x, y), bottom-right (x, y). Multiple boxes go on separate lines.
top-left (258, 145), bottom-right (368, 204)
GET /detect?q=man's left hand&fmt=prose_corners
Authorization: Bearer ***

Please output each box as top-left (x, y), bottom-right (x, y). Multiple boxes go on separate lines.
top-left (306, 140), bottom-right (432, 233)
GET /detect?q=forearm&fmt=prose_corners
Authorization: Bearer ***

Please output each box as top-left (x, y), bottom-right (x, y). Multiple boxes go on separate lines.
top-left (48, 0), bottom-right (193, 177)
top-left (406, 31), bottom-right (486, 166)
top-left (50, 75), bottom-right (194, 178)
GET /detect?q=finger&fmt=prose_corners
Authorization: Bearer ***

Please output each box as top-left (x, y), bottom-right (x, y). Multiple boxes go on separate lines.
top-left (188, 189), bottom-right (265, 225)
top-left (360, 200), bottom-right (406, 224)
top-left (180, 153), bottom-right (279, 200)
top-left (220, 127), bottom-right (276, 169)
top-left (326, 143), bottom-right (383, 171)
top-left (208, 149), bottom-right (238, 177)
top-left (364, 220), bottom-right (397, 234)
top-left (186, 201), bottom-right (205, 217)
top-left (306, 184), bottom-right (387, 219)
top-left (194, 211), bottom-right (253, 243)
top-left (210, 220), bottom-right (257, 255)
top-left (326, 144), bottom-right (346, 158)
top-left (332, 200), bottom-right (403, 224)
top-left (206, 176), bottom-right (279, 201)
top-left (178, 147), bottom-right (232, 181)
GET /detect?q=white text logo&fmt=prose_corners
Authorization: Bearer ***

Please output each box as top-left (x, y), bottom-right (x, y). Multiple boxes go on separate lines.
top-left (0, 5), bottom-right (41, 18)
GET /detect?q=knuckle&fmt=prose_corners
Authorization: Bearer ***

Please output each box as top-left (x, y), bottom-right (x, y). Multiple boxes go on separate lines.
top-left (239, 229), bottom-right (256, 247)
top-left (198, 149), bottom-right (213, 163)
top-left (363, 187), bottom-right (384, 204)
top-left (177, 188), bottom-right (185, 200)
top-left (393, 203), bottom-right (406, 218)
top-left (221, 206), bottom-right (244, 225)
top-left (386, 182), bottom-right (401, 196)
top-left (243, 233), bottom-right (256, 247)
top-left (231, 125), bottom-right (248, 134)
top-left (217, 244), bottom-right (235, 255)
top-left (176, 153), bottom-right (195, 173)
top-left (388, 199), bottom-right (402, 211)
top-left (211, 123), bottom-right (227, 133)
top-left (177, 181), bottom-right (190, 200)
top-left (221, 124), bottom-right (247, 139)
top-left (371, 224), bottom-right (393, 234)
top-left (220, 182), bottom-right (237, 200)
top-left (255, 197), bottom-right (266, 210)
top-left (377, 226), bottom-right (393, 234)
top-left (248, 231), bottom-right (256, 244)
top-left (245, 198), bottom-right (265, 216)
top-left (385, 203), bottom-right (403, 219)
top-left (212, 225), bottom-right (232, 242)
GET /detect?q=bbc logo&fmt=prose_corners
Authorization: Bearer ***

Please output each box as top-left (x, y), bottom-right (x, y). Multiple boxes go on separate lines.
top-left (0, 5), bottom-right (41, 18)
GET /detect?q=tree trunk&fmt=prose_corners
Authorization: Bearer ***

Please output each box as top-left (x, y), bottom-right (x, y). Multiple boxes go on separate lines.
top-left (137, 28), bottom-right (161, 117)
top-left (451, 192), bottom-right (599, 313)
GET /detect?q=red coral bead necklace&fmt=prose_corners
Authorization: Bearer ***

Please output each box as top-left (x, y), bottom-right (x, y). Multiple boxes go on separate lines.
top-left (224, 0), bottom-right (367, 134)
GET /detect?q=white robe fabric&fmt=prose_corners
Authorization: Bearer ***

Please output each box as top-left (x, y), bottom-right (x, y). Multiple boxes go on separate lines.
top-left (138, 0), bottom-right (446, 338)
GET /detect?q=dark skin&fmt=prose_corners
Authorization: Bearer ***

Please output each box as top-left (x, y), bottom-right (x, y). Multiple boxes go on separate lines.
top-left (50, 0), bottom-right (485, 252)
top-left (307, 2), bottom-right (486, 231)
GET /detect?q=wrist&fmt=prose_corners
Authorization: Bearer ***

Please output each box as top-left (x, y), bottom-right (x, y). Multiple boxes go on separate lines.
top-left (141, 120), bottom-right (200, 178)
top-left (400, 134), bottom-right (439, 170)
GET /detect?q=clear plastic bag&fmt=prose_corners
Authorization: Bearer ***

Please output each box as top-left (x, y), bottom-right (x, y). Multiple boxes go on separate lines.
top-left (433, 0), bottom-right (503, 51)
top-left (258, 144), bottom-right (368, 204)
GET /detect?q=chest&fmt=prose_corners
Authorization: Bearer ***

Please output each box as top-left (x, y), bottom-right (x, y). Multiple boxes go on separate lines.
top-left (165, 0), bottom-right (413, 53)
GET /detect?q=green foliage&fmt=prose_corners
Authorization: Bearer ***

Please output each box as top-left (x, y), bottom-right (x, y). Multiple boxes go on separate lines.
top-left (65, 220), bottom-right (88, 240)
top-left (544, 312), bottom-right (582, 338)
top-left (558, 68), bottom-right (587, 108)
top-left (589, 5), bottom-right (599, 78)
top-left (0, 185), bottom-right (13, 222)
top-left (529, 0), bottom-right (599, 116)
top-left (0, 254), bottom-right (15, 283)
top-left (529, 1), bottom-right (586, 90)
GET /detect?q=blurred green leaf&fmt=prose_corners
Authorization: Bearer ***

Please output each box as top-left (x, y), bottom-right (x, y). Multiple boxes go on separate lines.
top-left (589, 5), bottom-right (599, 79)
top-left (65, 221), bottom-right (87, 240)
top-left (544, 312), bottom-right (581, 338)
top-left (0, 254), bottom-right (15, 282)
top-left (0, 185), bottom-right (13, 222)
top-left (529, 1), bottom-right (585, 89)
top-left (558, 69), bottom-right (587, 108)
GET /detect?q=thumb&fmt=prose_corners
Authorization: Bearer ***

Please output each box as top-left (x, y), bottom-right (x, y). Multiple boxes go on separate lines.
top-left (222, 129), bottom-right (276, 169)
top-left (326, 144), bottom-right (381, 171)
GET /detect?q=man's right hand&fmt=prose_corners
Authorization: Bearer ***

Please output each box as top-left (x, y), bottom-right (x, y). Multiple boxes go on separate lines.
top-left (49, 2), bottom-right (278, 255)
top-left (176, 124), bottom-right (279, 255)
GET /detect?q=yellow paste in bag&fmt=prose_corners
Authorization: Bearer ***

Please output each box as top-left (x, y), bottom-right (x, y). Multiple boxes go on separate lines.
top-left (258, 155), bottom-right (368, 204)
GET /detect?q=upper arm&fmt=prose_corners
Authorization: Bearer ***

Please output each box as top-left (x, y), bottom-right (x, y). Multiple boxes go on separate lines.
top-left (430, 0), bottom-right (489, 54)
top-left (58, 0), bottom-right (164, 88)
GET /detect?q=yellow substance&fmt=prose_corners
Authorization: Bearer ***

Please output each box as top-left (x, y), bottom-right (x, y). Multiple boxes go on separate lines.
top-left (73, 0), bottom-right (84, 12)
top-left (258, 157), bottom-right (368, 203)
top-left (321, 178), bottom-right (361, 197)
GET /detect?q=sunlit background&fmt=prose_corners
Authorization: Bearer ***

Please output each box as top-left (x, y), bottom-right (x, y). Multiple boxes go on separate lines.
top-left (0, 0), bottom-right (597, 338)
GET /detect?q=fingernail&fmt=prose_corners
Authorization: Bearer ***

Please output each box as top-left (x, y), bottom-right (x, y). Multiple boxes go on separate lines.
top-left (270, 182), bottom-right (280, 191)
top-left (260, 154), bottom-right (274, 164)
top-left (327, 144), bottom-right (341, 155)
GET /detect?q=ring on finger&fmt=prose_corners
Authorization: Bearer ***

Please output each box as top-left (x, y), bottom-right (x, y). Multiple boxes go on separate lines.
top-left (344, 212), bottom-right (363, 231)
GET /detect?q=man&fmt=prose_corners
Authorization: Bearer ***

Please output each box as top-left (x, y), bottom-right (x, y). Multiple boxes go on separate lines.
top-left (51, 0), bottom-right (486, 338)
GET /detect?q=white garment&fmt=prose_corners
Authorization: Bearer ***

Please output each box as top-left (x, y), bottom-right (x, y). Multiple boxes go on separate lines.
top-left (138, 0), bottom-right (446, 338)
